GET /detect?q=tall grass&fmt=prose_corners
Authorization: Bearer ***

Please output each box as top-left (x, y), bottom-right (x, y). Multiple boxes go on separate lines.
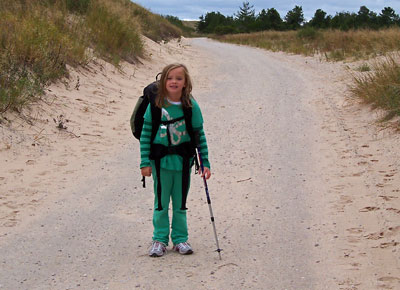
top-left (351, 55), bottom-right (400, 122)
top-left (0, 0), bottom-right (182, 113)
top-left (0, 4), bottom-right (87, 112)
top-left (216, 27), bottom-right (400, 61)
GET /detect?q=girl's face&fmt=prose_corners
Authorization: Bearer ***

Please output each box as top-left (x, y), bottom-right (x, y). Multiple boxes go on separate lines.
top-left (166, 67), bottom-right (186, 99)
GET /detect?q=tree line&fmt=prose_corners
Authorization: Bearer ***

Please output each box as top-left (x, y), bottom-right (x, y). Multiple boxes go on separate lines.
top-left (197, 2), bottom-right (400, 34)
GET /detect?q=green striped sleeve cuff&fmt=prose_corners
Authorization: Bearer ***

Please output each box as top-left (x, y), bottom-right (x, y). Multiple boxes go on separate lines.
top-left (193, 126), bottom-right (210, 170)
top-left (140, 119), bottom-right (153, 168)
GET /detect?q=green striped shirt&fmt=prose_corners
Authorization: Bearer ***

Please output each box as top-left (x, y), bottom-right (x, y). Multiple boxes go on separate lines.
top-left (140, 98), bottom-right (210, 171)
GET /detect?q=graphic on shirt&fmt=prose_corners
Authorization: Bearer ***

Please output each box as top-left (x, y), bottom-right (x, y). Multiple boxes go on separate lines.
top-left (160, 108), bottom-right (186, 145)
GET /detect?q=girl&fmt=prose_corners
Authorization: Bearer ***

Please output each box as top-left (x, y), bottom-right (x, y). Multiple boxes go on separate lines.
top-left (140, 63), bottom-right (211, 257)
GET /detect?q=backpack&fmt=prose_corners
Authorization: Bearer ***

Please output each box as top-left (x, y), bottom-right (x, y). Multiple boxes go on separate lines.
top-left (130, 74), bottom-right (160, 140)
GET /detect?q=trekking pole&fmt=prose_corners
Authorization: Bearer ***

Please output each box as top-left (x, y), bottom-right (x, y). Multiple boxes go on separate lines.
top-left (196, 146), bottom-right (222, 260)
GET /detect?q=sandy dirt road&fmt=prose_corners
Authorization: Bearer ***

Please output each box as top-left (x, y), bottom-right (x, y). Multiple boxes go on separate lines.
top-left (1, 38), bottom-right (399, 290)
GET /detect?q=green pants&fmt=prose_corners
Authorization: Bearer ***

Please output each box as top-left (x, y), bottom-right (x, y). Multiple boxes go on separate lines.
top-left (151, 166), bottom-right (191, 246)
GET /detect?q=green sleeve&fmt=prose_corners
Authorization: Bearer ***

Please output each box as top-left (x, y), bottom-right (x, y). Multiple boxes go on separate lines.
top-left (194, 125), bottom-right (210, 170)
top-left (140, 105), bottom-right (152, 168)
top-left (191, 99), bottom-right (210, 169)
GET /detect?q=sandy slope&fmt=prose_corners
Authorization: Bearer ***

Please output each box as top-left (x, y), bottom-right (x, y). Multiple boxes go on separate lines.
top-left (0, 37), bottom-right (399, 289)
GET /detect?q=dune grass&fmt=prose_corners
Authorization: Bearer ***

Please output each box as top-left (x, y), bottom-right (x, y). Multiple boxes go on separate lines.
top-left (0, 0), bottom-right (182, 113)
top-left (351, 55), bottom-right (400, 123)
top-left (215, 27), bottom-right (400, 61)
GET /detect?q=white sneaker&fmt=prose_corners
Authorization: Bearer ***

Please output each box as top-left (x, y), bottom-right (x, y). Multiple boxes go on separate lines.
top-left (173, 242), bottom-right (193, 255)
top-left (149, 241), bottom-right (167, 257)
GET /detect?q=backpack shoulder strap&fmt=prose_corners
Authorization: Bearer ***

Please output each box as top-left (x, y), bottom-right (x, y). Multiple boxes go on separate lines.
top-left (150, 103), bottom-right (161, 143)
top-left (183, 106), bottom-right (194, 146)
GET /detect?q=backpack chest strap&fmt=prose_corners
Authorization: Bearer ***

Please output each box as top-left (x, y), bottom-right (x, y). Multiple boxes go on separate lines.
top-left (150, 142), bottom-right (195, 160)
top-left (160, 115), bottom-right (185, 125)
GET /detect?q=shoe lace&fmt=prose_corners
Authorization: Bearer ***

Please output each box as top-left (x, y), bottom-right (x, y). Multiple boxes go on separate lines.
top-left (178, 242), bottom-right (191, 250)
top-left (151, 241), bottom-right (166, 252)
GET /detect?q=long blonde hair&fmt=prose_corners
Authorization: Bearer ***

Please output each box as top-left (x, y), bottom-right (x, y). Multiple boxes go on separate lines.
top-left (156, 63), bottom-right (193, 108)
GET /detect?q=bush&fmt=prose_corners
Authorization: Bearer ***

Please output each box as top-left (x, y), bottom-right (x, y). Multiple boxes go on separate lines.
top-left (297, 27), bottom-right (321, 40)
top-left (86, 2), bottom-right (143, 64)
top-left (351, 55), bottom-right (400, 121)
top-left (215, 25), bottom-right (238, 35)
top-left (0, 9), bottom-right (86, 112)
top-left (66, 0), bottom-right (91, 14)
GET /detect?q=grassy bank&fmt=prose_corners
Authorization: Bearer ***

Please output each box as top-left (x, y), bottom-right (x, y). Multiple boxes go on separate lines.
top-left (0, 0), bottom-right (181, 113)
top-left (215, 28), bottom-right (400, 61)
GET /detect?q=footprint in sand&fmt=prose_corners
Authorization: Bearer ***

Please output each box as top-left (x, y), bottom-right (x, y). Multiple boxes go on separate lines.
top-left (364, 226), bottom-right (400, 240)
top-left (379, 195), bottom-right (397, 201)
top-left (379, 241), bottom-right (399, 249)
top-left (38, 171), bottom-right (50, 176)
top-left (29, 182), bottom-right (42, 188)
top-left (377, 276), bottom-right (400, 290)
top-left (2, 220), bottom-right (18, 227)
top-left (384, 173), bottom-right (395, 177)
top-left (53, 161), bottom-right (68, 166)
top-left (347, 236), bottom-right (361, 243)
top-left (377, 276), bottom-right (400, 283)
top-left (26, 160), bottom-right (35, 165)
top-left (347, 227), bottom-right (364, 234)
top-left (8, 168), bottom-right (24, 174)
top-left (386, 208), bottom-right (400, 214)
top-left (352, 171), bottom-right (364, 177)
top-left (364, 232), bottom-right (384, 240)
top-left (359, 206), bottom-right (380, 212)
top-left (333, 184), bottom-right (346, 190)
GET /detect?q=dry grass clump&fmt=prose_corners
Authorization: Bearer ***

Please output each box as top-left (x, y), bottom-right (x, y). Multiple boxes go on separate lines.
top-left (216, 27), bottom-right (400, 61)
top-left (351, 55), bottom-right (400, 123)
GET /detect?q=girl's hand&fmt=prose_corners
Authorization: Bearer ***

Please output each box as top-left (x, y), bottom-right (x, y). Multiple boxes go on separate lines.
top-left (200, 167), bottom-right (211, 180)
top-left (141, 166), bottom-right (152, 177)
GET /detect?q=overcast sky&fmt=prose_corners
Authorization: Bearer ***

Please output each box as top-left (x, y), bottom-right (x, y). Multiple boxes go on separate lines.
top-left (133, 0), bottom-right (400, 21)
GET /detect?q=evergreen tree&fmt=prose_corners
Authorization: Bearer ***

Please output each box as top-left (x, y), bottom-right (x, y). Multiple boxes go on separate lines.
top-left (266, 8), bottom-right (283, 30)
top-left (197, 12), bottom-right (235, 34)
top-left (379, 7), bottom-right (399, 27)
top-left (357, 6), bottom-right (370, 28)
top-left (257, 9), bottom-right (269, 30)
top-left (331, 11), bottom-right (357, 30)
top-left (355, 6), bottom-right (379, 28)
top-left (309, 9), bottom-right (330, 28)
top-left (284, 5), bottom-right (304, 30)
top-left (235, 1), bottom-right (256, 32)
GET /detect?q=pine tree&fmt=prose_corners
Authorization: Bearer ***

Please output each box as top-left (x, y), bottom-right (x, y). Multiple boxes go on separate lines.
top-left (235, 1), bottom-right (256, 32)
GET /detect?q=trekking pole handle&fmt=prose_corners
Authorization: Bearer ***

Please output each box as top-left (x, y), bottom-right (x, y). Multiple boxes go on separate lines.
top-left (196, 148), bottom-right (210, 200)
top-left (141, 176), bottom-right (146, 188)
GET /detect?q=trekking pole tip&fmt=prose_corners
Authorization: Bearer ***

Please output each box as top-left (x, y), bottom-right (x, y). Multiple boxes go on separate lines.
top-left (216, 248), bottom-right (223, 260)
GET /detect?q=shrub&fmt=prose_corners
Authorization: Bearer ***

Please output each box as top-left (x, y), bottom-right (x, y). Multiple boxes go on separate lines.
top-left (297, 27), bottom-right (321, 40)
top-left (351, 55), bottom-right (400, 121)
top-left (65, 0), bottom-right (91, 14)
